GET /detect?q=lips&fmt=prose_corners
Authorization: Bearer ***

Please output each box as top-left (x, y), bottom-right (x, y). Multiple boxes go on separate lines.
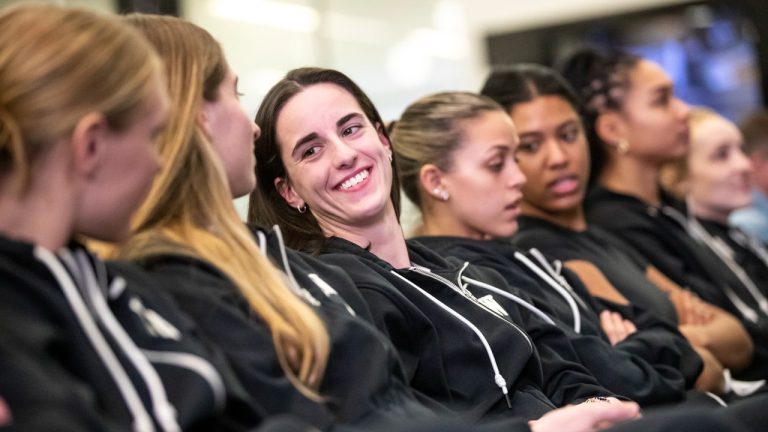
top-left (335, 168), bottom-right (371, 191)
top-left (547, 175), bottom-right (580, 196)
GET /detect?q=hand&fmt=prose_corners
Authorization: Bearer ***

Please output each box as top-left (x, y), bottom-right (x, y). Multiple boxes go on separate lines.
top-left (529, 400), bottom-right (640, 432)
top-left (600, 310), bottom-right (637, 346)
top-left (670, 290), bottom-right (714, 325)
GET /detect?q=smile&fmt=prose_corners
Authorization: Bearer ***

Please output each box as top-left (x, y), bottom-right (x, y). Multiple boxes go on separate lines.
top-left (337, 169), bottom-right (370, 191)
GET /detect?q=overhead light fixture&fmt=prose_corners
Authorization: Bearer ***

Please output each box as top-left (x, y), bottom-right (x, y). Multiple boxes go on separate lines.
top-left (210, 0), bottom-right (320, 33)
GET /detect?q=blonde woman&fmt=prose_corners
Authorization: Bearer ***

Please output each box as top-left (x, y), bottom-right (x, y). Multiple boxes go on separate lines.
top-left (0, 4), bottom-right (256, 431)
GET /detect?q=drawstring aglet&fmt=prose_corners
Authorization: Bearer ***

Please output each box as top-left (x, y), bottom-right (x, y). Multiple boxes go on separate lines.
top-left (494, 373), bottom-right (512, 408)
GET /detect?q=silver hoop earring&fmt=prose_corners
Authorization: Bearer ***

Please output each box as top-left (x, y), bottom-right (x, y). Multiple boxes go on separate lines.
top-left (388, 151), bottom-right (393, 163)
top-left (297, 204), bottom-right (307, 213)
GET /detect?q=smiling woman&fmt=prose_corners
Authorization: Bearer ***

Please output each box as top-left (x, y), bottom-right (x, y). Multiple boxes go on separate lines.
top-left (249, 67), bottom-right (654, 424)
top-left (250, 68), bottom-right (401, 255)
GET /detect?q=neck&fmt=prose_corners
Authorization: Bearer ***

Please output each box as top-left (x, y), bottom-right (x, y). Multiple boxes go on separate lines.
top-left (520, 201), bottom-right (587, 232)
top-left (599, 155), bottom-right (661, 206)
top-left (0, 167), bottom-right (76, 251)
top-left (688, 198), bottom-right (729, 225)
top-left (322, 204), bottom-right (411, 268)
top-left (419, 202), bottom-right (488, 240)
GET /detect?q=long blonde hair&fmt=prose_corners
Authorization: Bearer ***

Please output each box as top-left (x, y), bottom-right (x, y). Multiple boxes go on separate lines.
top-left (116, 14), bottom-right (329, 396)
top-left (0, 4), bottom-right (161, 192)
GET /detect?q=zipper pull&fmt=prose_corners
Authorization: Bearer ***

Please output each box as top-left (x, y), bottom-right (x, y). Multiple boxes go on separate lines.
top-left (494, 373), bottom-right (512, 409)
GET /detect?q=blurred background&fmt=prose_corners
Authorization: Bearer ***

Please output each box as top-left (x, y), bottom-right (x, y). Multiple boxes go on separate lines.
top-left (3, 0), bottom-right (766, 223)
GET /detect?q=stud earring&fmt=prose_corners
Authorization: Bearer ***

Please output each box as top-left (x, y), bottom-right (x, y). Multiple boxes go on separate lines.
top-left (616, 139), bottom-right (630, 154)
top-left (387, 151), bottom-right (393, 163)
top-left (433, 187), bottom-right (449, 201)
top-left (297, 204), bottom-right (307, 213)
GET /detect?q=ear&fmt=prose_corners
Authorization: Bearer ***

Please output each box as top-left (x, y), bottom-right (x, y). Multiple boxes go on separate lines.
top-left (197, 102), bottom-right (214, 138)
top-left (419, 163), bottom-right (446, 201)
top-left (375, 122), bottom-right (391, 152)
top-left (70, 112), bottom-right (109, 180)
top-left (274, 176), bottom-right (304, 209)
top-left (595, 112), bottom-right (627, 148)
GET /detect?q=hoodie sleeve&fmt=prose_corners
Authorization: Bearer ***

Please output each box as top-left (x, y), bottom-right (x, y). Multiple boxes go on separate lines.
top-left (597, 299), bottom-right (703, 388)
top-left (0, 312), bottom-right (126, 432)
top-left (462, 263), bottom-right (621, 405)
top-left (460, 251), bottom-right (690, 405)
top-left (587, 202), bottom-right (731, 308)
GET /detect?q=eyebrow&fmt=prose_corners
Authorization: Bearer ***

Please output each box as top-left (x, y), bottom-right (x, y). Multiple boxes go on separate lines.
top-left (290, 112), bottom-right (362, 158)
top-left (292, 132), bottom-right (319, 158)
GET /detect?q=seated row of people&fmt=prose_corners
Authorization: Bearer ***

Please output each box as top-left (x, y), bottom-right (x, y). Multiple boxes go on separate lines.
top-left (0, 4), bottom-right (765, 431)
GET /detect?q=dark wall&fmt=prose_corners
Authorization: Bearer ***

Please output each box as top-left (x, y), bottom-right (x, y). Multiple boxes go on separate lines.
top-left (115, 0), bottom-right (178, 15)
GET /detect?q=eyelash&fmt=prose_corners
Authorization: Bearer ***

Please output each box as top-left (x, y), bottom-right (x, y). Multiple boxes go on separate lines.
top-left (342, 125), bottom-right (361, 137)
top-left (301, 146), bottom-right (319, 160)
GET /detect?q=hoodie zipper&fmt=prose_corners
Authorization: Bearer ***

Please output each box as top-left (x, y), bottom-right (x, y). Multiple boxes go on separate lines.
top-left (662, 206), bottom-right (766, 321)
top-left (35, 246), bottom-right (156, 432)
top-left (730, 229), bottom-right (768, 270)
top-left (514, 250), bottom-right (582, 334)
top-left (686, 217), bottom-right (768, 317)
top-left (390, 270), bottom-right (514, 408)
top-left (271, 225), bottom-right (321, 307)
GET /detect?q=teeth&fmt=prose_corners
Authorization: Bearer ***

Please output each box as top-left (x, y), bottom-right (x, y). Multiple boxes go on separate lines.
top-left (339, 170), bottom-right (369, 190)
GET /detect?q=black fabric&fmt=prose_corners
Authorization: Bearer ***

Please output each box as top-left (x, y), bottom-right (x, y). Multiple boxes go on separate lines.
top-left (585, 186), bottom-right (768, 380)
top-left (121, 225), bottom-right (531, 432)
top-left (699, 219), bottom-right (768, 298)
top-left (515, 215), bottom-right (679, 324)
top-left (415, 234), bottom-right (700, 406)
top-left (0, 235), bottom-right (260, 431)
top-left (319, 236), bottom-right (615, 422)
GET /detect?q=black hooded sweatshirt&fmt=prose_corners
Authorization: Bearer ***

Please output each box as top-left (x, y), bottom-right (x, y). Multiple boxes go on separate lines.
top-left (318, 236), bottom-right (615, 422)
top-left (414, 233), bottom-right (702, 407)
top-left (586, 186), bottom-right (768, 381)
top-left (114, 225), bottom-right (531, 432)
top-left (0, 235), bottom-right (261, 432)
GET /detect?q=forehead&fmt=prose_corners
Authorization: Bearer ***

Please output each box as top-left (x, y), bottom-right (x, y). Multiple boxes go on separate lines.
top-left (510, 95), bottom-right (579, 131)
top-left (277, 83), bottom-right (363, 135)
top-left (627, 59), bottom-right (672, 92)
top-left (456, 110), bottom-right (517, 151)
top-left (692, 115), bottom-right (742, 150)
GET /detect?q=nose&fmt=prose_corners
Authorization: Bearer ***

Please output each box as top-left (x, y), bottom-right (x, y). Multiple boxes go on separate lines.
top-left (546, 139), bottom-right (568, 168)
top-left (508, 161), bottom-right (527, 189)
top-left (331, 137), bottom-right (357, 169)
top-left (675, 97), bottom-right (691, 121)
top-left (734, 147), bottom-right (753, 174)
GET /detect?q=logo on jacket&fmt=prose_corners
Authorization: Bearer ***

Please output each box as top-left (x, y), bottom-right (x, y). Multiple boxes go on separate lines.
top-left (129, 297), bottom-right (182, 341)
top-left (477, 295), bottom-right (510, 317)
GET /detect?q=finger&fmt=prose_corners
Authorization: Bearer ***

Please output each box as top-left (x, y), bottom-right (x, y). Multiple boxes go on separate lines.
top-left (600, 311), bottom-right (619, 345)
top-left (622, 319), bottom-right (637, 336)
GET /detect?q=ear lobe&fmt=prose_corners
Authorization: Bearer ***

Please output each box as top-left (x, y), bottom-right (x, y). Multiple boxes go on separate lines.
top-left (419, 164), bottom-right (446, 201)
top-left (274, 176), bottom-right (303, 209)
top-left (595, 112), bottom-right (626, 148)
top-left (375, 122), bottom-right (391, 150)
top-left (70, 113), bottom-right (108, 179)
